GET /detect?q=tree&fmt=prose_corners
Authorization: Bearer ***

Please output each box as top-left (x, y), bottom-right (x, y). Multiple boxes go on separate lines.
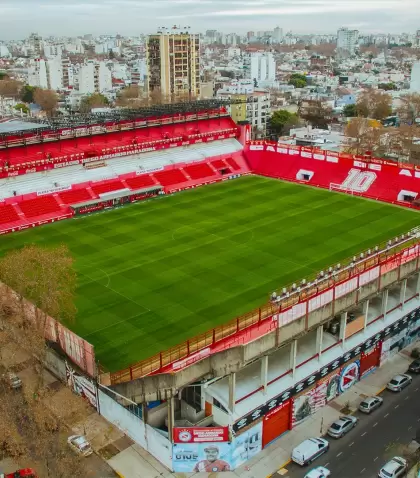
top-left (356, 89), bottom-right (392, 120)
top-left (397, 93), bottom-right (420, 124)
top-left (289, 78), bottom-right (306, 89)
top-left (343, 104), bottom-right (357, 117)
top-left (269, 109), bottom-right (300, 135)
top-left (0, 245), bottom-right (87, 477)
top-left (33, 88), bottom-right (58, 116)
top-left (378, 82), bottom-right (397, 91)
top-left (20, 85), bottom-right (36, 103)
top-left (300, 100), bottom-right (332, 129)
top-left (14, 103), bottom-right (30, 114)
top-left (288, 73), bottom-right (307, 89)
top-left (80, 93), bottom-right (109, 112)
top-left (115, 85), bottom-right (142, 106)
top-left (343, 117), bottom-right (384, 155)
top-left (0, 79), bottom-right (21, 99)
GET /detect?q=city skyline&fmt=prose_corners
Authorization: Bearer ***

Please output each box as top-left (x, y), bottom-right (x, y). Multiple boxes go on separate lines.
top-left (0, 0), bottom-right (418, 40)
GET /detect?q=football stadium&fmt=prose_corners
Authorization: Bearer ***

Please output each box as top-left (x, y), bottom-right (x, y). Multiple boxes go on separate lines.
top-left (0, 174), bottom-right (419, 371)
top-left (1, 103), bottom-right (420, 472)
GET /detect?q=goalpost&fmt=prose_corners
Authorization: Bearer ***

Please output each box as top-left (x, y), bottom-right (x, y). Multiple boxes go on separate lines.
top-left (329, 183), bottom-right (355, 195)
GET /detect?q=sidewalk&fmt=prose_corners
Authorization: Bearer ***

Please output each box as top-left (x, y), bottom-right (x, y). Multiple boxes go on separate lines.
top-left (106, 345), bottom-right (416, 478)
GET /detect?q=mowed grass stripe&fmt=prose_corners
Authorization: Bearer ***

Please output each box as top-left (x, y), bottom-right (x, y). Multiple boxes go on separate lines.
top-left (0, 175), bottom-right (418, 371)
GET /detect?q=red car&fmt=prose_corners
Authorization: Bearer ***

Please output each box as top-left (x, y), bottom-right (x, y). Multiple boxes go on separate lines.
top-left (2, 469), bottom-right (38, 478)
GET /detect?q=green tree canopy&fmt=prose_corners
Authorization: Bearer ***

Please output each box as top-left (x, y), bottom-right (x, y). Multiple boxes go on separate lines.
top-left (270, 109), bottom-right (300, 135)
top-left (20, 85), bottom-right (36, 103)
top-left (14, 103), bottom-right (30, 114)
top-left (343, 104), bottom-right (357, 117)
top-left (80, 93), bottom-right (109, 112)
top-left (289, 78), bottom-right (307, 89)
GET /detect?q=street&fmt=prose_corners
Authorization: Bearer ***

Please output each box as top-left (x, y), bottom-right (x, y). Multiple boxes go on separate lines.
top-left (281, 374), bottom-right (420, 478)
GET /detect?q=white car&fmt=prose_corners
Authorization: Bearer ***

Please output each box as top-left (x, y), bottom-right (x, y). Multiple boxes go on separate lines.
top-left (378, 456), bottom-right (408, 478)
top-left (67, 435), bottom-right (93, 457)
top-left (305, 466), bottom-right (331, 478)
top-left (358, 396), bottom-right (383, 414)
top-left (386, 374), bottom-right (412, 392)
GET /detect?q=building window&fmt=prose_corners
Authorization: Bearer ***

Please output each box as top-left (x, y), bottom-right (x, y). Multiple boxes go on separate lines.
top-left (213, 398), bottom-right (228, 413)
top-left (182, 386), bottom-right (202, 412)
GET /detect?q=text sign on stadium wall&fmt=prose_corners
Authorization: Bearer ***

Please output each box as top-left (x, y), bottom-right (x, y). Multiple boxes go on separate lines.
top-left (173, 427), bottom-right (229, 443)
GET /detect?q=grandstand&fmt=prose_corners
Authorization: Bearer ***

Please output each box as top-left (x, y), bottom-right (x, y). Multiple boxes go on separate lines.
top-left (0, 108), bottom-right (419, 383)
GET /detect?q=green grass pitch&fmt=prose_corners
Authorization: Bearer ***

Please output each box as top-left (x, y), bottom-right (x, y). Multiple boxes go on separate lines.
top-left (0, 175), bottom-right (419, 371)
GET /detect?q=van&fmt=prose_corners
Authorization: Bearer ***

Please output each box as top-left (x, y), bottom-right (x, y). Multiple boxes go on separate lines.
top-left (291, 437), bottom-right (329, 466)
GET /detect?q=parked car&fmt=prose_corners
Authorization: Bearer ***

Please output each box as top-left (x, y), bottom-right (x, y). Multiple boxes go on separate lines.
top-left (327, 415), bottom-right (358, 438)
top-left (67, 435), bottom-right (93, 457)
top-left (305, 466), bottom-right (331, 478)
top-left (408, 359), bottom-right (420, 374)
top-left (4, 470), bottom-right (37, 478)
top-left (1, 372), bottom-right (22, 390)
top-left (378, 456), bottom-right (408, 478)
top-left (291, 438), bottom-right (329, 466)
top-left (359, 396), bottom-right (383, 414)
top-left (386, 374), bottom-right (412, 392)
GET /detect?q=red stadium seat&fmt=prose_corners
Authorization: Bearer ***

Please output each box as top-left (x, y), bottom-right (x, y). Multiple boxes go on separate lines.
top-left (183, 163), bottom-right (216, 180)
top-left (153, 169), bottom-right (188, 186)
top-left (19, 196), bottom-right (62, 219)
top-left (91, 180), bottom-right (126, 195)
top-left (0, 204), bottom-right (20, 224)
top-left (58, 188), bottom-right (92, 205)
top-left (125, 175), bottom-right (156, 190)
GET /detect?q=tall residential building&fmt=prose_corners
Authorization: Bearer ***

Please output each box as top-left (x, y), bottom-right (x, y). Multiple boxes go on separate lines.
top-left (217, 81), bottom-right (271, 137)
top-left (246, 52), bottom-right (276, 85)
top-left (146, 31), bottom-right (200, 99)
top-left (28, 32), bottom-right (42, 56)
top-left (28, 57), bottom-right (64, 90)
top-left (415, 30), bottom-right (420, 48)
top-left (273, 27), bottom-right (283, 43)
top-left (337, 28), bottom-right (359, 55)
top-left (410, 61), bottom-right (420, 92)
top-left (78, 61), bottom-right (112, 94)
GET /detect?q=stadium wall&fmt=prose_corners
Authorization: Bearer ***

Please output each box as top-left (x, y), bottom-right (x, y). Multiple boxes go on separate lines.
top-left (244, 141), bottom-right (420, 209)
top-left (0, 281), bottom-right (96, 377)
top-left (98, 386), bottom-right (173, 470)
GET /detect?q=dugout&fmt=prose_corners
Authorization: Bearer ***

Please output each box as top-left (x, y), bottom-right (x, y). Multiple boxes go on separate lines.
top-left (70, 185), bottom-right (163, 215)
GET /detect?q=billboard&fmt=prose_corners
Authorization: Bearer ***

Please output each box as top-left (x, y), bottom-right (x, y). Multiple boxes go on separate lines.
top-left (173, 427), bottom-right (229, 443)
top-left (172, 442), bottom-right (232, 473)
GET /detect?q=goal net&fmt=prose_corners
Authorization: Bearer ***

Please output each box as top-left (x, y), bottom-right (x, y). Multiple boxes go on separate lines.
top-left (329, 183), bottom-right (355, 195)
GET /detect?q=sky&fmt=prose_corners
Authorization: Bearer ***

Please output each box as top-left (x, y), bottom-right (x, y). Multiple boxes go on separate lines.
top-left (0, 0), bottom-right (418, 39)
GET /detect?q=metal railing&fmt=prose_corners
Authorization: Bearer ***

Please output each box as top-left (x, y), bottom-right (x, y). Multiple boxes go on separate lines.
top-left (108, 228), bottom-right (420, 385)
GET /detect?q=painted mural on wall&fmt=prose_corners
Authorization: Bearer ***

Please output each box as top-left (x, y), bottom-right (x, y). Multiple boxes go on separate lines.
top-left (230, 421), bottom-right (262, 469)
top-left (338, 360), bottom-right (360, 394)
top-left (172, 442), bottom-right (232, 473)
top-left (292, 380), bottom-right (328, 428)
top-left (65, 361), bottom-right (98, 410)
